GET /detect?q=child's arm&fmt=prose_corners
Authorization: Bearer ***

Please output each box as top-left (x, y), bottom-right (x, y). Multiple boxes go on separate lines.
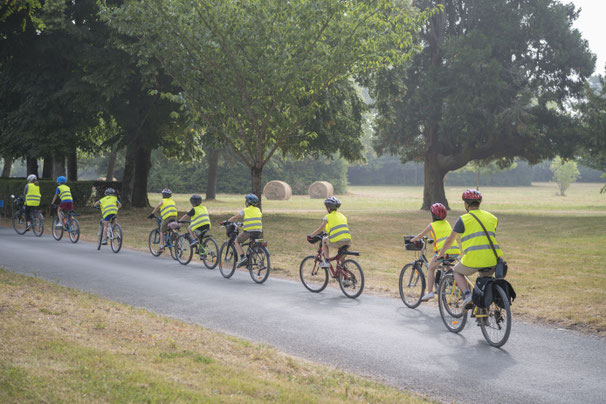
top-left (150, 200), bottom-right (162, 215)
top-left (309, 219), bottom-right (327, 237)
top-left (50, 189), bottom-right (58, 205)
top-left (410, 225), bottom-right (432, 242)
top-left (228, 211), bottom-right (242, 222)
top-left (92, 200), bottom-right (100, 207)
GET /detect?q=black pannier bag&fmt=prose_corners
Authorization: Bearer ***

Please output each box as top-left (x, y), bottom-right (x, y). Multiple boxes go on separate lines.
top-left (472, 277), bottom-right (494, 308)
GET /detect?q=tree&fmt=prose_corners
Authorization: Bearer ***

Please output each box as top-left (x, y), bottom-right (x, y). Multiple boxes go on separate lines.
top-left (454, 160), bottom-right (516, 190)
top-left (102, 0), bottom-right (435, 207)
top-left (371, 0), bottom-right (595, 209)
top-left (550, 157), bottom-right (579, 196)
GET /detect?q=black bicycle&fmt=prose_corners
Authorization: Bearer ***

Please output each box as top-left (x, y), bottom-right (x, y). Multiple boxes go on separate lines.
top-left (218, 221), bottom-right (270, 284)
top-left (148, 215), bottom-right (180, 260)
top-left (11, 195), bottom-right (44, 237)
top-left (175, 221), bottom-right (219, 268)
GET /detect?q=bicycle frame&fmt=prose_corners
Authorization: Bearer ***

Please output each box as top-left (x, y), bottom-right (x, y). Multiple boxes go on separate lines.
top-left (312, 240), bottom-right (348, 279)
top-left (444, 274), bottom-right (489, 318)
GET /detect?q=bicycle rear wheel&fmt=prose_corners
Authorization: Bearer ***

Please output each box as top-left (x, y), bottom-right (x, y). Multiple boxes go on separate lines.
top-left (69, 218), bottom-right (80, 243)
top-left (97, 221), bottom-right (103, 250)
top-left (148, 229), bottom-right (162, 256)
top-left (399, 263), bottom-right (425, 308)
top-left (338, 259), bottom-right (364, 299)
top-left (438, 273), bottom-right (467, 333)
top-left (201, 237), bottom-right (219, 269)
top-left (52, 216), bottom-right (64, 241)
top-left (176, 235), bottom-right (193, 265)
top-left (110, 223), bottom-right (123, 253)
top-left (299, 255), bottom-right (329, 293)
top-left (249, 246), bottom-right (270, 284)
top-left (219, 242), bottom-right (237, 278)
top-left (32, 212), bottom-right (44, 237)
top-left (168, 233), bottom-right (179, 260)
top-left (12, 211), bottom-right (27, 235)
top-left (480, 285), bottom-right (512, 347)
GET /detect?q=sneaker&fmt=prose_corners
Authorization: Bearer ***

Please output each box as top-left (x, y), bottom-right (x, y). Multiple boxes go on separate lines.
top-left (55, 222), bottom-right (63, 228)
top-left (421, 292), bottom-right (434, 301)
top-left (237, 256), bottom-right (248, 268)
top-left (102, 239), bottom-right (108, 245)
top-left (319, 260), bottom-right (330, 268)
top-left (462, 292), bottom-right (473, 310)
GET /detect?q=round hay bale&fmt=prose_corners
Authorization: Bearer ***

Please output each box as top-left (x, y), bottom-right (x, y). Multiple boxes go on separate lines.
top-left (308, 181), bottom-right (334, 199)
top-left (263, 180), bottom-right (292, 200)
top-left (96, 176), bottom-right (118, 182)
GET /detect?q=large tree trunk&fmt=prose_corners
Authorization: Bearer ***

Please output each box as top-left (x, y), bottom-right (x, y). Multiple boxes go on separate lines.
top-left (67, 150), bottom-right (78, 181)
top-left (2, 156), bottom-right (13, 177)
top-left (422, 152), bottom-right (448, 210)
top-left (53, 155), bottom-right (66, 177)
top-left (251, 165), bottom-right (263, 210)
top-left (26, 157), bottom-right (38, 178)
top-left (132, 145), bottom-right (151, 208)
top-left (120, 135), bottom-right (137, 207)
top-left (42, 155), bottom-right (53, 179)
top-left (106, 146), bottom-right (118, 181)
top-left (205, 149), bottom-right (219, 200)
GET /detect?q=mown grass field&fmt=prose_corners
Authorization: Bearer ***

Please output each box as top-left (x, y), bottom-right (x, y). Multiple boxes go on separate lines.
top-left (0, 269), bottom-right (430, 403)
top-left (4, 182), bottom-right (606, 334)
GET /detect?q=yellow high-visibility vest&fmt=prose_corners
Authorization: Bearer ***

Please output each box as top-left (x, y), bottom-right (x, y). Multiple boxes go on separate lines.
top-left (25, 184), bottom-right (41, 207)
top-left (325, 211), bottom-right (351, 243)
top-left (460, 209), bottom-right (502, 268)
top-left (429, 220), bottom-right (459, 255)
top-left (100, 195), bottom-right (118, 219)
top-left (160, 198), bottom-right (177, 220)
top-left (190, 205), bottom-right (211, 231)
top-left (57, 184), bottom-right (72, 202)
top-left (242, 206), bottom-right (262, 232)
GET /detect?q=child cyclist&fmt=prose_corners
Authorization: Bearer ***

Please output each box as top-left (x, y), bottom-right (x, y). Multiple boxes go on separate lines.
top-left (307, 196), bottom-right (352, 268)
top-left (148, 188), bottom-right (178, 252)
top-left (50, 176), bottom-right (73, 227)
top-left (177, 194), bottom-right (211, 246)
top-left (409, 203), bottom-right (460, 301)
top-left (23, 174), bottom-right (41, 231)
top-left (92, 188), bottom-right (121, 245)
top-left (224, 193), bottom-right (262, 268)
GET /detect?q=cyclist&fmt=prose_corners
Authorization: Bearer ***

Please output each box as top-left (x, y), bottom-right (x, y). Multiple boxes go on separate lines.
top-left (177, 194), bottom-right (211, 247)
top-left (225, 193), bottom-right (262, 268)
top-left (410, 202), bottom-right (460, 301)
top-left (148, 188), bottom-right (178, 253)
top-left (92, 188), bottom-right (121, 245)
top-left (307, 196), bottom-right (351, 268)
top-left (50, 176), bottom-right (73, 228)
top-left (437, 189), bottom-right (503, 308)
top-left (23, 174), bottom-right (41, 231)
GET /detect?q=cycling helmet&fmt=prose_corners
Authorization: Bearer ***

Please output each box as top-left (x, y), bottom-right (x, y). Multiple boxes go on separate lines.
top-left (57, 176), bottom-right (67, 184)
top-left (161, 188), bottom-right (172, 198)
top-left (104, 187), bottom-right (116, 196)
top-left (245, 193), bottom-right (259, 206)
top-left (462, 189), bottom-right (482, 204)
top-left (26, 174), bottom-right (37, 183)
top-left (323, 196), bottom-right (341, 210)
top-left (430, 202), bottom-right (447, 220)
top-left (190, 194), bottom-right (202, 206)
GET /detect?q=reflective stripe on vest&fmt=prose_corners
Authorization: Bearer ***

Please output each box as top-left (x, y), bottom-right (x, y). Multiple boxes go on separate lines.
top-left (460, 210), bottom-right (502, 268)
top-left (58, 185), bottom-right (72, 202)
top-left (242, 206), bottom-right (262, 231)
top-left (429, 220), bottom-right (459, 255)
top-left (160, 198), bottom-right (177, 220)
top-left (326, 211), bottom-right (351, 242)
top-left (190, 205), bottom-right (211, 231)
top-left (100, 195), bottom-right (118, 219)
top-left (25, 184), bottom-right (41, 207)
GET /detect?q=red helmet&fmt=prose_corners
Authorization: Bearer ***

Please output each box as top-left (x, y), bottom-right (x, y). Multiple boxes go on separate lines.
top-left (462, 189), bottom-right (482, 203)
top-left (430, 203), bottom-right (447, 219)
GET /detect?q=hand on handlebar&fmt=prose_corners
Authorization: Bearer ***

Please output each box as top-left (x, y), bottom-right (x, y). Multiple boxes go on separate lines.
top-left (147, 213), bottom-right (155, 219)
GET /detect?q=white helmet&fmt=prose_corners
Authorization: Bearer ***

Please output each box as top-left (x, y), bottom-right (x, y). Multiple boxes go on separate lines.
top-left (27, 174), bottom-right (37, 183)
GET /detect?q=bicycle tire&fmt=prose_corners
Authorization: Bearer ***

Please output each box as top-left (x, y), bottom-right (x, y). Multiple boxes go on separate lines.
top-left (338, 259), bottom-right (364, 299)
top-left (12, 211), bottom-right (27, 235)
top-left (219, 241), bottom-right (237, 278)
top-left (480, 284), bottom-right (512, 348)
top-left (201, 237), bottom-right (219, 269)
top-left (32, 212), bottom-right (44, 237)
top-left (176, 234), bottom-right (193, 265)
top-left (168, 232), bottom-right (179, 260)
top-left (399, 262), bottom-right (425, 308)
top-left (52, 216), bottom-right (64, 241)
top-left (148, 229), bottom-right (162, 256)
top-left (110, 223), bottom-right (123, 253)
top-left (97, 221), bottom-right (103, 250)
top-left (299, 255), bottom-right (329, 293)
top-left (438, 273), bottom-right (467, 333)
top-left (249, 245), bottom-right (270, 284)
top-left (69, 218), bottom-right (80, 243)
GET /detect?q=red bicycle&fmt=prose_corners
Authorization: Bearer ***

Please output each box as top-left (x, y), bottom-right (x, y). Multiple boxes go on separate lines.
top-left (299, 232), bottom-right (364, 298)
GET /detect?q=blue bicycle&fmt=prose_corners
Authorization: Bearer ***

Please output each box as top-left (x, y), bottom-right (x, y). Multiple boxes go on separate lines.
top-left (148, 216), bottom-right (180, 260)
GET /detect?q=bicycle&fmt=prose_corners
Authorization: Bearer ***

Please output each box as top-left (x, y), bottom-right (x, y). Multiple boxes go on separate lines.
top-left (148, 215), bottom-right (180, 260)
top-left (399, 235), bottom-right (455, 308)
top-left (218, 221), bottom-right (270, 284)
top-left (299, 232), bottom-right (364, 299)
top-left (11, 194), bottom-right (44, 237)
top-left (51, 205), bottom-right (80, 243)
top-left (437, 270), bottom-right (512, 348)
top-left (95, 207), bottom-right (123, 253)
top-left (175, 221), bottom-right (219, 268)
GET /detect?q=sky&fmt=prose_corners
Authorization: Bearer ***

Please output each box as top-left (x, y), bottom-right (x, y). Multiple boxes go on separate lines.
top-left (569, 0), bottom-right (606, 75)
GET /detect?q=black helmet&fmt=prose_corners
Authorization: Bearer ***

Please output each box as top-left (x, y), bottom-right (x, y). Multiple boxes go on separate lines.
top-left (190, 194), bottom-right (202, 206)
top-left (324, 196), bottom-right (341, 210)
top-left (161, 188), bottom-right (172, 198)
top-left (104, 187), bottom-right (116, 196)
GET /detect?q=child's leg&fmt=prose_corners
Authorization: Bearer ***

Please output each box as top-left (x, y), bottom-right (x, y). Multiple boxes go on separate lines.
top-left (322, 237), bottom-right (330, 261)
top-left (427, 256), bottom-right (439, 293)
top-left (103, 221), bottom-right (109, 239)
top-left (57, 207), bottom-right (63, 223)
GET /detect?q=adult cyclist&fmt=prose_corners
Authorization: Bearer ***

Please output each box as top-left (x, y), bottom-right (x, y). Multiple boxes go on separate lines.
top-left (50, 176), bottom-right (73, 227)
top-left (437, 189), bottom-right (503, 308)
top-left (23, 174), bottom-right (41, 231)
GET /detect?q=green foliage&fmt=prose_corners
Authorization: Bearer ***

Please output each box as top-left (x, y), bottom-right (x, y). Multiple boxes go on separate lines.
top-left (0, 179), bottom-right (95, 213)
top-left (550, 157), bottom-right (580, 196)
top-left (578, 74), bottom-right (606, 172)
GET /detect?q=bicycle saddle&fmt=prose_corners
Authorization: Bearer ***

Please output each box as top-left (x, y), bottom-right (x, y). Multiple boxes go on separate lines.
top-left (338, 245), bottom-right (360, 256)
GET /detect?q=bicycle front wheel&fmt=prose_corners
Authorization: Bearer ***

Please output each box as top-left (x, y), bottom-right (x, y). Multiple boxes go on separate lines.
top-left (438, 273), bottom-right (467, 333)
top-left (12, 211), bottom-right (27, 235)
top-left (110, 223), bottom-right (123, 253)
top-left (399, 263), bottom-right (425, 309)
top-left (480, 284), bottom-right (512, 348)
top-left (338, 259), bottom-right (364, 299)
top-left (169, 233), bottom-right (179, 260)
top-left (219, 242), bottom-right (237, 278)
top-left (52, 216), bottom-right (64, 241)
top-left (69, 218), bottom-right (80, 243)
top-left (249, 246), bottom-right (270, 284)
top-left (148, 229), bottom-right (162, 256)
top-left (176, 235), bottom-right (193, 265)
top-left (299, 255), bottom-right (329, 293)
top-left (32, 213), bottom-right (44, 237)
top-left (201, 237), bottom-right (219, 269)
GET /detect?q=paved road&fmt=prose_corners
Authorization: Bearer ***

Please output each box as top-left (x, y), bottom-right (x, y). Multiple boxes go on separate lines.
top-left (1, 227), bottom-right (604, 403)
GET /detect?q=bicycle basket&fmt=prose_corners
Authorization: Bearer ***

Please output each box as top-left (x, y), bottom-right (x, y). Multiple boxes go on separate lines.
top-left (404, 236), bottom-right (422, 251)
top-left (13, 196), bottom-right (25, 209)
top-left (225, 222), bottom-right (238, 237)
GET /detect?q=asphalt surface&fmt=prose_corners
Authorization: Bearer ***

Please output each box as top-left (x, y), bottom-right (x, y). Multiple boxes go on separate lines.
top-left (1, 226), bottom-right (605, 403)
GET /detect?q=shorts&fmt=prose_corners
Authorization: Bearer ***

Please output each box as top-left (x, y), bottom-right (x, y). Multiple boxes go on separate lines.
top-left (323, 237), bottom-right (352, 249)
top-left (103, 214), bottom-right (117, 222)
top-left (160, 217), bottom-right (176, 232)
top-left (59, 202), bottom-right (74, 212)
top-left (237, 230), bottom-right (262, 244)
top-left (453, 262), bottom-right (495, 277)
top-left (192, 224), bottom-right (210, 237)
top-left (434, 253), bottom-right (459, 262)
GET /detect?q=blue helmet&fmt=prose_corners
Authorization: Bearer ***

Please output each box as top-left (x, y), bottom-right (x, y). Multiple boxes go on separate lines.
top-left (245, 193), bottom-right (259, 206)
top-left (57, 176), bottom-right (67, 184)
